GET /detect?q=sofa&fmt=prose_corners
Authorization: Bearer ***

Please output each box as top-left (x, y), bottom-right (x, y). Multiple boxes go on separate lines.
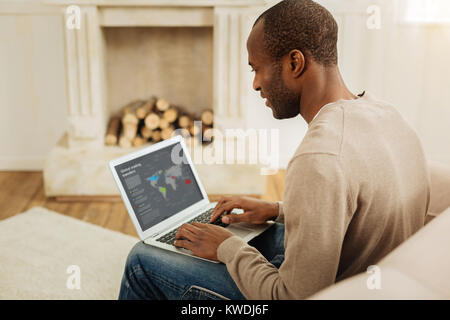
top-left (309, 161), bottom-right (450, 299)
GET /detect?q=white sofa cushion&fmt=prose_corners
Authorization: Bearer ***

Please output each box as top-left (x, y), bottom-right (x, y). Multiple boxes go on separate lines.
top-left (310, 206), bottom-right (450, 299)
top-left (428, 161), bottom-right (450, 215)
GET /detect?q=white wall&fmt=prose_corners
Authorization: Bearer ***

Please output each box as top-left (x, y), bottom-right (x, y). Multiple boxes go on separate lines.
top-left (245, 0), bottom-right (450, 168)
top-left (330, 0), bottom-right (450, 165)
top-left (0, 0), bottom-right (449, 170)
top-left (0, 1), bottom-right (67, 170)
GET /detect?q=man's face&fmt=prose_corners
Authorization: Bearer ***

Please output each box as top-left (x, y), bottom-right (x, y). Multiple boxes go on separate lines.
top-left (247, 20), bottom-right (300, 120)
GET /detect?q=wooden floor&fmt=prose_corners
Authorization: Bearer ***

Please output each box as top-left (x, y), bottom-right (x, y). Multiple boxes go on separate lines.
top-left (0, 171), bottom-right (286, 238)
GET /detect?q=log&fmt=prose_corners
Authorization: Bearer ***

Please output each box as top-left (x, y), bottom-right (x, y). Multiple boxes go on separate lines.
top-left (174, 127), bottom-right (191, 139)
top-left (189, 122), bottom-right (202, 137)
top-left (119, 135), bottom-right (132, 148)
top-left (159, 117), bottom-right (170, 130)
top-left (161, 125), bottom-right (175, 140)
top-left (122, 100), bottom-right (139, 114)
top-left (156, 98), bottom-right (170, 112)
top-left (200, 109), bottom-right (214, 126)
top-left (122, 112), bottom-right (138, 126)
top-left (132, 136), bottom-right (147, 147)
top-left (105, 116), bottom-right (121, 146)
top-left (163, 107), bottom-right (179, 123)
top-left (151, 129), bottom-right (162, 142)
top-left (122, 100), bottom-right (145, 126)
top-left (144, 112), bottom-right (161, 130)
top-left (178, 114), bottom-right (193, 128)
top-left (141, 126), bottom-right (153, 139)
top-left (136, 96), bottom-right (156, 120)
top-left (202, 125), bottom-right (214, 142)
top-left (123, 123), bottom-right (138, 140)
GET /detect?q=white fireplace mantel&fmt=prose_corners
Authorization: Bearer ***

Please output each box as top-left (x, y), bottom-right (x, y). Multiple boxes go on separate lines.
top-left (48, 0), bottom-right (267, 147)
top-left (43, 0), bottom-right (269, 197)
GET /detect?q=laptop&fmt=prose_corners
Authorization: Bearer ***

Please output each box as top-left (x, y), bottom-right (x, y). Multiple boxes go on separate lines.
top-left (109, 135), bottom-right (272, 263)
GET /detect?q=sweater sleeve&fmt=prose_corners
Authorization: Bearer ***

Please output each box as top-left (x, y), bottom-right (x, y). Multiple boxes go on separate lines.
top-left (216, 153), bottom-right (353, 299)
top-left (275, 201), bottom-right (284, 223)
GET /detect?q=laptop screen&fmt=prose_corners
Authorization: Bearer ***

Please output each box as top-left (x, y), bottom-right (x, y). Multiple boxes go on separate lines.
top-left (114, 142), bottom-right (204, 231)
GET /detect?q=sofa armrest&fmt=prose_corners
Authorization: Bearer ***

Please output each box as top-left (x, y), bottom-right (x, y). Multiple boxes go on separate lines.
top-left (309, 207), bottom-right (450, 299)
top-left (428, 161), bottom-right (450, 215)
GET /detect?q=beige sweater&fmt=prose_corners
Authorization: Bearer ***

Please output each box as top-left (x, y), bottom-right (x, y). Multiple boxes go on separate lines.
top-left (217, 92), bottom-right (430, 299)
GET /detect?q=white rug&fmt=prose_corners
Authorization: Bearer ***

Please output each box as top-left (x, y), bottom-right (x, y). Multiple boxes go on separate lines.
top-left (0, 207), bottom-right (139, 300)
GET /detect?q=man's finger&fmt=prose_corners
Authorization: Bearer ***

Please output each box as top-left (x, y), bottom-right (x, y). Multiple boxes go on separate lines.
top-left (222, 212), bottom-right (252, 224)
top-left (214, 196), bottom-right (233, 211)
top-left (211, 197), bottom-right (233, 222)
top-left (174, 239), bottom-right (194, 251)
top-left (213, 196), bottom-right (236, 211)
top-left (192, 222), bottom-right (206, 227)
top-left (214, 200), bottom-right (241, 218)
top-left (181, 223), bottom-right (202, 233)
top-left (175, 225), bottom-right (197, 241)
top-left (210, 199), bottom-right (240, 222)
top-left (191, 222), bottom-right (213, 231)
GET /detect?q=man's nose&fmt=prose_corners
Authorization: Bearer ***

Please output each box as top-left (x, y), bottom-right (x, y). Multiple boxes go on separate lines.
top-left (252, 76), bottom-right (261, 92)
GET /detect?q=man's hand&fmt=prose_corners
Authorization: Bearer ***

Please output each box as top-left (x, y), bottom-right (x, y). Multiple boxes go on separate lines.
top-left (210, 196), bottom-right (279, 225)
top-left (174, 222), bottom-right (234, 262)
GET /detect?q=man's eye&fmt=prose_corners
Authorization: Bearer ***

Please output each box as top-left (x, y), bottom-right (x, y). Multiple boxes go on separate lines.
top-left (251, 68), bottom-right (256, 73)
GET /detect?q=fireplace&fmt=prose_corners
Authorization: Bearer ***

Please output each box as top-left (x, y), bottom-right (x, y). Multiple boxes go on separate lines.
top-left (44, 0), bottom-right (269, 198)
top-left (104, 26), bottom-right (213, 117)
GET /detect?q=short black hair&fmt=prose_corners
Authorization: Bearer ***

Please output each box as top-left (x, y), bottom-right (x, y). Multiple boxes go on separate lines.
top-left (254, 0), bottom-right (338, 67)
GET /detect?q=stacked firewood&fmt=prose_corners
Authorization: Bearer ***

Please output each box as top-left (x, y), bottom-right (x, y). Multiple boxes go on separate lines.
top-left (105, 96), bottom-right (214, 148)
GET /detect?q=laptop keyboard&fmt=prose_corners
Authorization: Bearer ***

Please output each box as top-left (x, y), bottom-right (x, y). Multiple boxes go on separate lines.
top-left (156, 208), bottom-right (229, 246)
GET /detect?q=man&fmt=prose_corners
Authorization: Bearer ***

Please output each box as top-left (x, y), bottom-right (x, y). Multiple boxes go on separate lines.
top-left (119, 0), bottom-right (430, 300)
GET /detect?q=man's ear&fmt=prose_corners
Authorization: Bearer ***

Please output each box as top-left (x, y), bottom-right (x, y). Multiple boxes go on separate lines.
top-left (287, 49), bottom-right (306, 78)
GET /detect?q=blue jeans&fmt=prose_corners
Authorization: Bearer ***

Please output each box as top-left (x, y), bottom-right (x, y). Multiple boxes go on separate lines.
top-left (118, 223), bottom-right (285, 300)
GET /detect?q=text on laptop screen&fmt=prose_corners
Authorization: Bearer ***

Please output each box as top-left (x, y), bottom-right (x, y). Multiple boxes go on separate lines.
top-left (114, 143), bottom-right (204, 231)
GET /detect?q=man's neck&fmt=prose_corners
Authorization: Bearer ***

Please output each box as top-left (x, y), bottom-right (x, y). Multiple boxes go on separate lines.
top-left (300, 66), bottom-right (357, 124)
